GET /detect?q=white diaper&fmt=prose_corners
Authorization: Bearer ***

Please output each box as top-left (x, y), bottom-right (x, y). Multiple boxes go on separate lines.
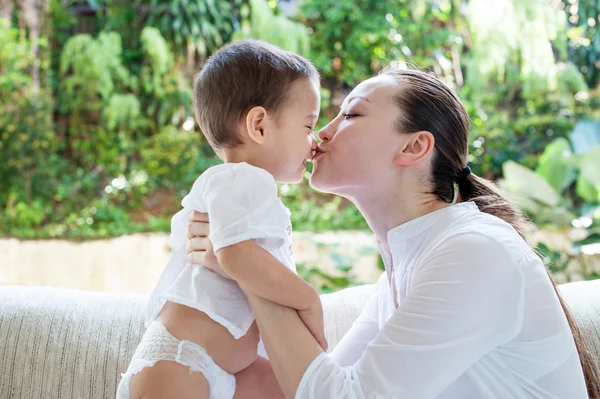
top-left (116, 321), bottom-right (235, 399)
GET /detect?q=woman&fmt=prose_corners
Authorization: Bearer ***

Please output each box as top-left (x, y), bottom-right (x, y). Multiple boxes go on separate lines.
top-left (187, 68), bottom-right (599, 398)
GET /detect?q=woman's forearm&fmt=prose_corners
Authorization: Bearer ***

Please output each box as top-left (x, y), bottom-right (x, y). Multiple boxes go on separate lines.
top-left (246, 293), bottom-right (323, 399)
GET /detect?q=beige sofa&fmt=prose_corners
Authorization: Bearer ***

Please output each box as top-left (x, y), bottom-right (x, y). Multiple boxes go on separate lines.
top-left (1, 280), bottom-right (599, 399)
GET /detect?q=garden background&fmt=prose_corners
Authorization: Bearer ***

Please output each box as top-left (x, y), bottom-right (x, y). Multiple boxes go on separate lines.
top-left (1, 0), bottom-right (600, 293)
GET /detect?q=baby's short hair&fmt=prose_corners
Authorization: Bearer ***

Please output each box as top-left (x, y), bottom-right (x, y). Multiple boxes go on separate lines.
top-left (194, 40), bottom-right (319, 149)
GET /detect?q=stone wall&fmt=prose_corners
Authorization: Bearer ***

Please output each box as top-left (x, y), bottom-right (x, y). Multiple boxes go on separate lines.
top-left (0, 232), bottom-right (381, 293)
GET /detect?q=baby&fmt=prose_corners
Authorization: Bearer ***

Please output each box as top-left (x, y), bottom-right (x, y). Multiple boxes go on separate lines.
top-left (117, 40), bottom-right (324, 399)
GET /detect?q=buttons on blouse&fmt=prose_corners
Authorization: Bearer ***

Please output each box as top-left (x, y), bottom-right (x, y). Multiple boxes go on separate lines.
top-left (287, 224), bottom-right (294, 256)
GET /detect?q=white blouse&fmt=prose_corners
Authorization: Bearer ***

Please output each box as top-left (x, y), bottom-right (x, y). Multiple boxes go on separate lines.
top-left (296, 202), bottom-right (587, 398)
top-left (146, 162), bottom-right (295, 341)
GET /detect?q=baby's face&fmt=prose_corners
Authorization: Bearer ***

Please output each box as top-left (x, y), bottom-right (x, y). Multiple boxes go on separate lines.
top-left (267, 78), bottom-right (321, 184)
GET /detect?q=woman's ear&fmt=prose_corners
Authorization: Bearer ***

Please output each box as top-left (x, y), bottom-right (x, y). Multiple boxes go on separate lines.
top-left (393, 131), bottom-right (435, 166)
top-left (245, 106), bottom-right (268, 145)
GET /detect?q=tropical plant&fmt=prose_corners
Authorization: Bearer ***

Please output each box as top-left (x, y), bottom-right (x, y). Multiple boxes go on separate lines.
top-left (500, 120), bottom-right (600, 281)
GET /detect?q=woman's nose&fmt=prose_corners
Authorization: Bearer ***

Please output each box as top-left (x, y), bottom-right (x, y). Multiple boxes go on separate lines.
top-left (317, 121), bottom-right (335, 143)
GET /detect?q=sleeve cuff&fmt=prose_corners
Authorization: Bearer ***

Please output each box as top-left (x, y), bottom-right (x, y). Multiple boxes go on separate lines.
top-left (211, 229), bottom-right (287, 253)
top-left (295, 352), bottom-right (329, 399)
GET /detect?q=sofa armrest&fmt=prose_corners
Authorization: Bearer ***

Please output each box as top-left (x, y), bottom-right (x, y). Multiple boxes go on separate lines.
top-left (320, 284), bottom-right (377, 352)
top-left (559, 280), bottom-right (600, 374)
top-left (0, 286), bottom-right (147, 399)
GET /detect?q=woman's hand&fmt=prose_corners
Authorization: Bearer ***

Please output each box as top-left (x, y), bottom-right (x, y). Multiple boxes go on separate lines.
top-left (186, 210), bottom-right (231, 279)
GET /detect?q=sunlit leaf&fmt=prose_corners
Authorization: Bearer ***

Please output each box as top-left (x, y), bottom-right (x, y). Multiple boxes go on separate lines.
top-left (502, 161), bottom-right (560, 207)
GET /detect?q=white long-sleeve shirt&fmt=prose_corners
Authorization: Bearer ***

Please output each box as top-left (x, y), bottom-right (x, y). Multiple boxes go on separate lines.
top-left (296, 202), bottom-right (587, 399)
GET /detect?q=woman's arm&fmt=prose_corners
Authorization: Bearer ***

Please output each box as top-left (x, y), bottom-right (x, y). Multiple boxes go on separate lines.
top-left (246, 233), bottom-right (524, 399)
top-left (245, 293), bottom-right (323, 399)
top-left (236, 285), bottom-right (383, 398)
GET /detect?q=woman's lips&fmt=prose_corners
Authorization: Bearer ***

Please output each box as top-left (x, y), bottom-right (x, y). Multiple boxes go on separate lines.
top-left (312, 147), bottom-right (325, 161)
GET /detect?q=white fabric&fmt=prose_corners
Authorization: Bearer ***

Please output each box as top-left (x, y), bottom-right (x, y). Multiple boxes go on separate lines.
top-left (116, 321), bottom-right (235, 399)
top-left (296, 202), bottom-right (588, 399)
top-left (145, 162), bottom-right (295, 340)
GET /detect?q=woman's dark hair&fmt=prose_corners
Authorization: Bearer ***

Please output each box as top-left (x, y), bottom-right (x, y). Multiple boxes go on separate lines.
top-left (380, 66), bottom-right (600, 398)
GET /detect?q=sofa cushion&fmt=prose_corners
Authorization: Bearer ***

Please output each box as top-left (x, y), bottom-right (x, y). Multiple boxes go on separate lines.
top-left (0, 283), bottom-right (375, 399)
top-left (1, 281), bottom-right (598, 399)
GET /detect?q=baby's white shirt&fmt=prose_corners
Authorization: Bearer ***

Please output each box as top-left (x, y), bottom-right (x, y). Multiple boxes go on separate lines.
top-left (146, 162), bottom-right (295, 341)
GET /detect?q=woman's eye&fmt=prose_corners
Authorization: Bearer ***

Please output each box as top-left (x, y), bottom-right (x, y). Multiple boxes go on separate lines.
top-left (342, 113), bottom-right (358, 120)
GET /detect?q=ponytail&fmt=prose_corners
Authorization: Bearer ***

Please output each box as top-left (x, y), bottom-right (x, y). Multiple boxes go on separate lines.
top-left (458, 173), bottom-right (533, 241)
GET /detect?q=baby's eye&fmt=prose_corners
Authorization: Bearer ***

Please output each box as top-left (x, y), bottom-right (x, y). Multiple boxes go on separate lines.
top-left (306, 126), bottom-right (315, 132)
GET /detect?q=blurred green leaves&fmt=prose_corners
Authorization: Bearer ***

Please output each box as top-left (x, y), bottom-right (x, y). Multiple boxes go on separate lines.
top-left (501, 121), bottom-right (600, 280)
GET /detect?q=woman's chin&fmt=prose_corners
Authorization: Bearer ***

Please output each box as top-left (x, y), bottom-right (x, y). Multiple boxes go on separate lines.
top-left (308, 170), bottom-right (332, 193)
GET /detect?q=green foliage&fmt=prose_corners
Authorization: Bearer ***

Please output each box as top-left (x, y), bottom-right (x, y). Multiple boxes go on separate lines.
top-left (57, 25), bottom-right (191, 172)
top-left (2, 1), bottom-right (600, 286)
top-left (500, 122), bottom-right (600, 281)
top-left (137, 126), bottom-right (207, 190)
top-left (2, 15), bottom-right (197, 239)
top-left (300, 0), bottom-right (459, 87)
top-left (146, 0), bottom-right (244, 57)
top-left (59, 32), bottom-right (133, 115)
top-left (141, 27), bottom-right (173, 95)
top-left (232, 0), bottom-right (310, 55)
top-left (535, 138), bottom-right (577, 194)
top-left (567, 0), bottom-right (600, 88)
top-left (0, 19), bottom-right (55, 211)
top-left (297, 260), bottom-right (359, 294)
top-left (465, 0), bottom-right (568, 100)
top-left (58, 32), bottom-right (137, 174)
top-left (461, 1), bottom-right (597, 178)
top-left (139, 27), bottom-right (192, 128)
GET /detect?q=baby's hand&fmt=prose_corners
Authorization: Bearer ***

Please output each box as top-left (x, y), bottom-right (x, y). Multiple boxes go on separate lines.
top-left (186, 211), bottom-right (231, 279)
top-left (298, 296), bottom-right (328, 352)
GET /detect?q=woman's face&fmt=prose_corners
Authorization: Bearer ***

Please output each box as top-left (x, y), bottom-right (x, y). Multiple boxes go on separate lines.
top-left (310, 75), bottom-right (408, 198)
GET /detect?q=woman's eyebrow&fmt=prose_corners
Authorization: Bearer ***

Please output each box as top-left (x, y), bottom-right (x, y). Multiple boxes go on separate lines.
top-left (341, 95), bottom-right (373, 109)
top-left (348, 95), bottom-right (372, 104)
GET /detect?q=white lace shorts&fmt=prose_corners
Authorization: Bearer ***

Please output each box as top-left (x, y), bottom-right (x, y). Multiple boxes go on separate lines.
top-left (116, 321), bottom-right (236, 399)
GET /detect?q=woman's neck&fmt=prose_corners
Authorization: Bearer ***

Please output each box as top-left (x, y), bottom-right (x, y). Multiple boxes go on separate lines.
top-left (352, 190), bottom-right (449, 244)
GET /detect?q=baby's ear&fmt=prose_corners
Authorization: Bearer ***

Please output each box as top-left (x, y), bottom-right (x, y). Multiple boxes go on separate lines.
top-left (245, 106), bottom-right (268, 145)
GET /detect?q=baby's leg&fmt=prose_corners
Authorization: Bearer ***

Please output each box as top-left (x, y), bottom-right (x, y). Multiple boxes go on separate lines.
top-left (121, 302), bottom-right (259, 399)
top-left (128, 360), bottom-right (209, 399)
top-left (158, 301), bottom-right (260, 373)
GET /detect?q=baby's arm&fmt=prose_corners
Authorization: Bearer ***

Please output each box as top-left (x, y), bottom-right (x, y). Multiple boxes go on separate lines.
top-left (216, 240), bottom-right (317, 312)
top-left (217, 240), bottom-right (327, 351)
